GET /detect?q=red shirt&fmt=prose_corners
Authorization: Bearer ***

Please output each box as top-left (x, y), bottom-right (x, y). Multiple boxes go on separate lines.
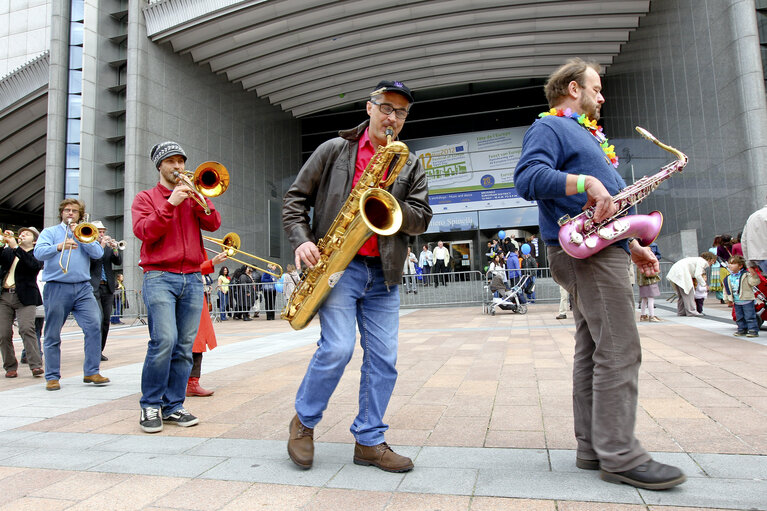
top-left (132, 182), bottom-right (222, 273)
top-left (353, 128), bottom-right (387, 257)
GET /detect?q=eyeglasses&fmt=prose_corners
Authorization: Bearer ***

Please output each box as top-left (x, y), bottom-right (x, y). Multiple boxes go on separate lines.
top-left (370, 99), bottom-right (409, 120)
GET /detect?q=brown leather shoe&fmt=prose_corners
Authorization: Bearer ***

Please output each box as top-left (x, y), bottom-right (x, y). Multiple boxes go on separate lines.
top-left (46, 380), bottom-right (60, 391)
top-left (353, 442), bottom-right (414, 472)
top-left (83, 374), bottom-right (110, 385)
top-left (287, 414), bottom-right (314, 469)
top-left (31, 367), bottom-right (44, 377)
top-left (5, 370), bottom-right (17, 378)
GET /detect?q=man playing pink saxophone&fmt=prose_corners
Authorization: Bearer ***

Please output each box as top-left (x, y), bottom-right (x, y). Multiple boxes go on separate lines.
top-left (514, 58), bottom-right (685, 490)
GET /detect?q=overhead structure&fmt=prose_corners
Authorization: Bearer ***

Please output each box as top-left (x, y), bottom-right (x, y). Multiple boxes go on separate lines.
top-left (144, 0), bottom-right (650, 117)
top-left (0, 51), bottom-right (49, 226)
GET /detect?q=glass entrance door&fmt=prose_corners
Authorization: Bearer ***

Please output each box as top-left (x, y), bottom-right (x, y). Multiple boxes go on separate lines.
top-left (450, 240), bottom-right (473, 278)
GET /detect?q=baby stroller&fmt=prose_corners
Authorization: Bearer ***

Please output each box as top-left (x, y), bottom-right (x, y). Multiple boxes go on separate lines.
top-left (484, 273), bottom-right (529, 315)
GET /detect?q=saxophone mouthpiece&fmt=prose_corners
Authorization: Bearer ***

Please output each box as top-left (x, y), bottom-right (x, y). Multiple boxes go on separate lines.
top-left (635, 126), bottom-right (657, 143)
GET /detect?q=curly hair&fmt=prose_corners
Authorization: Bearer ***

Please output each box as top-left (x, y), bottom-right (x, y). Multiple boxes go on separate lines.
top-left (58, 198), bottom-right (85, 221)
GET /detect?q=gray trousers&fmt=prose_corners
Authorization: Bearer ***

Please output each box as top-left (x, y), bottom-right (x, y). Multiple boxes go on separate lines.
top-left (672, 283), bottom-right (698, 316)
top-left (0, 290), bottom-right (42, 371)
top-left (548, 246), bottom-right (650, 472)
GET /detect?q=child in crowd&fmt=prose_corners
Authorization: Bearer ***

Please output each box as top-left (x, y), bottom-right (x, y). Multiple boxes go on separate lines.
top-left (723, 256), bottom-right (761, 338)
top-left (693, 273), bottom-right (708, 315)
top-left (637, 267), bottom-right (662, 322)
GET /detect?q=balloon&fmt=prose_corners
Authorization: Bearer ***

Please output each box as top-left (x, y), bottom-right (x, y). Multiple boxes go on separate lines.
top-left (275, 274), bottom-right (285, 293)
top-left (521, 243), bottom-right (531, 255)
top-left (498, 230), bottom-right (506, 240)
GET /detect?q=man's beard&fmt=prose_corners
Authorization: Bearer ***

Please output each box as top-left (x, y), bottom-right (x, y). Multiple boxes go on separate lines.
top-left (580, 96), bottom-right (600, 121)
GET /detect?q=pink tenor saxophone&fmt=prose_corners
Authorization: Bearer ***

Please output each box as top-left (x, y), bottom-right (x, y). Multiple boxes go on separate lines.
top-left (557, 126), bottom-right (688, 259)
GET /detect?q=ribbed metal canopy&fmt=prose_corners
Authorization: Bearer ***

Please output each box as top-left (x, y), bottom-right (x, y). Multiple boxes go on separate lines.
top-left (0, 52), bottom-right (49, 226)
top-left (144, 0), bottom-right (650, 117)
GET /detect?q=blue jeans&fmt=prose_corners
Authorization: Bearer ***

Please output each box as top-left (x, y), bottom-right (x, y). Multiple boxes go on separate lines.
top-left (734, 301), bottom-right (758, 333)
top-left (218, 291), bottom-right (228, 320)
top-left (295, 257), bottom-right (400, 446)
top-left (43, 281), bottom-right (102, 380)
top-left (111, 296), bottom-right (122, 323)
top-left (140, 271), bottom-right (203, 414)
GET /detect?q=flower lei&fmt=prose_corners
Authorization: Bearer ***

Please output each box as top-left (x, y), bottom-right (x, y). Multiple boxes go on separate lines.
top-left (538, 108), bottom-right (618, 168)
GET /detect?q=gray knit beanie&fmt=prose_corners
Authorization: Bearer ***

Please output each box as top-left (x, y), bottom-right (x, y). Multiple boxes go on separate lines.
top-left (150, 141), bottom-right (187, 169)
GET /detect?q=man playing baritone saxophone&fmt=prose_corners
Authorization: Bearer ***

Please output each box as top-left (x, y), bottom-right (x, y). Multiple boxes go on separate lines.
top-left (514, 59), bottom-right (685, 490)
top-left (283, 80), bottom-right (432, 472)
top-left (132, 141), bottom-right (222, 434)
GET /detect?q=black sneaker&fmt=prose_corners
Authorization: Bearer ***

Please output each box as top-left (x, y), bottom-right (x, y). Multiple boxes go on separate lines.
top-left (162, 407), bottom-right (199, 427)
top-left (140, 407), bottom-right (163, 433)
top-left (747, 331), bottom-right (759, 338)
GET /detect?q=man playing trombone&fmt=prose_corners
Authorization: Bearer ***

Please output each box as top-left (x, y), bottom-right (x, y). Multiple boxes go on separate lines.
top-left (132, 141), bottom-right (221, 434)
top-left (33, 199), bottom-right (110, 391)
top-left (89, 220), bottom-right (122, 361)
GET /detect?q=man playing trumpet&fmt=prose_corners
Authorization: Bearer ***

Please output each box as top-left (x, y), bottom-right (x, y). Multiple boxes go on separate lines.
top-left (89, 220), bottom-right (122, 361)
top-left (33, 199), bottom-right (110, 391)
top-left (0, 227), bottom-right (43, 378)
top-left (132, 141), bottom-right (221, 433)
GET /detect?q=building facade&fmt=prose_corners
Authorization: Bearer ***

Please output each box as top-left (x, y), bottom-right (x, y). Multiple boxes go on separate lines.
top-left (2, 0), bottom-right (766, 290)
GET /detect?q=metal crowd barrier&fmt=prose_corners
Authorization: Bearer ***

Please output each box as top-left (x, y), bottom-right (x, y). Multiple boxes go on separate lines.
top-left (209, 281), bottom-right (287, 320)
top-left (111, 289), bottom-right (146, 325)
top-left (94, 261), bottom-right (683, 326)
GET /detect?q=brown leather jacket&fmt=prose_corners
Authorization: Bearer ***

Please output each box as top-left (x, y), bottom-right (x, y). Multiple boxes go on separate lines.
top-left (283, 120), bottom-right (432, 286)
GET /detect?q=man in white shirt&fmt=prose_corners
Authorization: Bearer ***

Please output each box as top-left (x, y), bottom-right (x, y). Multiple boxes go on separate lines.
top-left (418, 244), bottom-right (433, 285)
top-left (432, 241), bottom-right (450, 287)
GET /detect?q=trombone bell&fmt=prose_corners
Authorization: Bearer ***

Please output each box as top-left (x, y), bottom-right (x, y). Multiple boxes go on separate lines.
top-left (194, 162), bottom-right (229, 197)
top-left (173, 161), bottom-right (229, 215)
top-left (74, 223), bottom-right (99, 243)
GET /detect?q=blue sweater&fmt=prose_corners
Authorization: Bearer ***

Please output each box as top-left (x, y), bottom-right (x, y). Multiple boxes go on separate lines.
top-left (34, 222), bottom-right (104, 283)
top-left (514, 115), bottom-right (630, 249)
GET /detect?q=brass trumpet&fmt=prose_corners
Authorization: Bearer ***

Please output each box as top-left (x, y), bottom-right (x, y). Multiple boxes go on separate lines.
top-left (58, 221), bottom-right (99, 273)
top-left (173, 161), bottom-right (229, 215)
top-left (203, 232), bottom-right (283, 277)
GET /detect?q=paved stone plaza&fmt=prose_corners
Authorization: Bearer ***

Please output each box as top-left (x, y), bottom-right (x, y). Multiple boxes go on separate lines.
top-left (1, 299), bottom-right (766, 510)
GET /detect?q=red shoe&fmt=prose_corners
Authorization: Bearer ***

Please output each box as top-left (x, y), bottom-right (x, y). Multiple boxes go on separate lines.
top-left (186, 377), bottom-right (214, 397)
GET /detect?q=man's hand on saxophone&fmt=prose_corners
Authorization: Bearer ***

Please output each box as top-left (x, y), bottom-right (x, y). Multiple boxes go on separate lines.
top-left (565, 173), bottom-right (617, 223)
top-left (295, 240), bottom-right (321, 270)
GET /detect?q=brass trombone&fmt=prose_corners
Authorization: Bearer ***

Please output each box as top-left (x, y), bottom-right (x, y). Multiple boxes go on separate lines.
top-left (203, 232), bottom-right (283, 278)
top-left (58, 220), bottom-right (100, 273)
top-left (173, 161), bottom-right (229, 215)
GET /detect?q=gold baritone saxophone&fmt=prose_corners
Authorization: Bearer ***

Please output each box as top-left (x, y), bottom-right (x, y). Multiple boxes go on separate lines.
top-left (557, 127), bottom-right (688, 259)
top-left (282, 128), bottom-right (409, 330)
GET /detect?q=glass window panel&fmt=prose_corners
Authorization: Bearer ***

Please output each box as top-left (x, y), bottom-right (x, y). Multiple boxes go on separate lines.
top-left (68, 70), bottom-right (82, 94)
top-left (67, 95), bottom-right (81, 118)
top-left (65, 170), bottom-right (80, 196)
top-left (71, 0), bottom-right (84, 22)
top-left (67, 119), bottom-right (80, 143)
top-left (69, 21), bottom-right (83, 45)
top-left (69, 45), bottom-right (82, 69)
top-left (66, 144), bottom-right (80, 168)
